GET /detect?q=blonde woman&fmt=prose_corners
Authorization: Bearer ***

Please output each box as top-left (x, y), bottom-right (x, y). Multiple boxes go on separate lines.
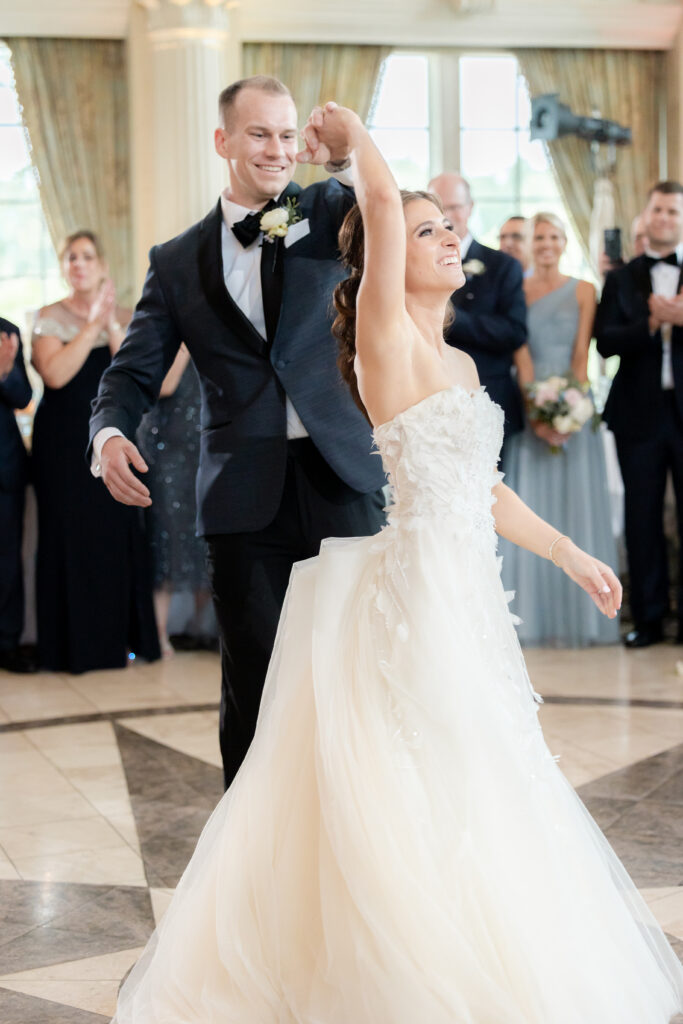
top-left (31, 231), bottom-right (159, 672)
top-left (502, 212), bottom-right (619, 646)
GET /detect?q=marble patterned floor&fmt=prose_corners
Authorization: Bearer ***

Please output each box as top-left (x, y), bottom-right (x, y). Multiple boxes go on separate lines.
top-left (0, 644), bottom-right (682, 1021)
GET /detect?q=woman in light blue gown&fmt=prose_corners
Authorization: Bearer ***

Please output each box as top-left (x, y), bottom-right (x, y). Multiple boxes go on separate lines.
top-left (502, 212), bottom-right (620, 647)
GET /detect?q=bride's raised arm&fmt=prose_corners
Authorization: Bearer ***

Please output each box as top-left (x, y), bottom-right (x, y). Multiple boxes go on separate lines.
top-left (299, 103), bottom-right (407, 343)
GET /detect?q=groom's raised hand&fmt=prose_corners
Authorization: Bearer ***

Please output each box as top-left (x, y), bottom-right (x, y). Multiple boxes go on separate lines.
top-left (297, 102), bottom-right (360, 166)
top-left (297, 105), bottom-right (330, 165)
top-left (100, 436), bottom-right (152, 507)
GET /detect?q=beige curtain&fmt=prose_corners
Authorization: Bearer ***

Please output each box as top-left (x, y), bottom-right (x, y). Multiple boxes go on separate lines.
top-left (515, 49), bottom-right (662, 268)
top-left (243, 43), bottom-right (391, 187)
top-left (8, 38), bottom-right (133, 303)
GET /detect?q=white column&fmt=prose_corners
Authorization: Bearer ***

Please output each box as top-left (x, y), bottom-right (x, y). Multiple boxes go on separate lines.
top-left (430, 51), bottom-right (462, 178)
top-left (667, 24), bottom-right (683, 181)
top-left (128, 0), bottom-right (241, 284)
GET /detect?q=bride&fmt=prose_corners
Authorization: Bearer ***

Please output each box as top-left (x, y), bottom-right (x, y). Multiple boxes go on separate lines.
top-left (113, 105), bottom-right (683, 1023)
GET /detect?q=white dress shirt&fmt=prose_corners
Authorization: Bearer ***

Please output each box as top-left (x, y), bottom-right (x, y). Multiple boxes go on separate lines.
top-left (219, 192), bottom-right (308, 438)
top-left (646, 243), bottom-right (683, 391)
top-left (91, 188), bottom-right (310, 476)
top-left (459, 232), bottom-right (473, 262)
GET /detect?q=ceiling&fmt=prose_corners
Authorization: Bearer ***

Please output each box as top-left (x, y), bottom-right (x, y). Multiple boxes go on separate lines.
top-left (0, 0), bottom-right (681, 49)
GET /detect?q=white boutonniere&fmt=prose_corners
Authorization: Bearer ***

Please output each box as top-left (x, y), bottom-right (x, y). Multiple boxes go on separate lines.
top-left (462, 258), bottom-right (486, 277)
top-left (260, 197), bottom-right (302, 243)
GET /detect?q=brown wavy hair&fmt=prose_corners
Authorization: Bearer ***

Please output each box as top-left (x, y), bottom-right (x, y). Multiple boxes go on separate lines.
top-left (332, 190), bottom-right (447, 422)
top-left (58, 230), bottom-right (106, 262)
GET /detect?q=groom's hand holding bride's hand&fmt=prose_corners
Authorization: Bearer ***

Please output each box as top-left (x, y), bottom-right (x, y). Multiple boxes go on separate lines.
top-left (551, 537), bottom-right (622, 620)
top-left (297, 102), bottom-right (363, 166)
top-left (100, 436), bottom-right (152, 507)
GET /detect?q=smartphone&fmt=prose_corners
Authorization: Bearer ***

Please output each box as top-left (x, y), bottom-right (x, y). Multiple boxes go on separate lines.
top-left (604, 228), bottom-right (622, 263)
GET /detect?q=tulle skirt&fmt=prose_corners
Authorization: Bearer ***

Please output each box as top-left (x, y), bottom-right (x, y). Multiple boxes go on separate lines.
top-left (113, 520), bottom-right (683, 1024)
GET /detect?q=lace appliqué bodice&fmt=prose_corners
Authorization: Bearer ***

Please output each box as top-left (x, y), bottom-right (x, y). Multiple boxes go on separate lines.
top-left (373, 385), bottom-right (504, 536)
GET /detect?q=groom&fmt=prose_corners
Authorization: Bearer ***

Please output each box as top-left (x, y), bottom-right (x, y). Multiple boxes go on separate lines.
top-left (89, 77), bottom-right (386, 786)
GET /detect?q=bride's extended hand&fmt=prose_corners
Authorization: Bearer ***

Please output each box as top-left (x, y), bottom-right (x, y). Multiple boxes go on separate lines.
top-left (552, 538), bottom-right (622, 619)
top-left (297, 102), bottom-right (363, 165)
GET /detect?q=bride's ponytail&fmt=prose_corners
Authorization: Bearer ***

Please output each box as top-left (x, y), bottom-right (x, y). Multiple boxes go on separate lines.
top-left (332, 204), bottom-right (367, 420)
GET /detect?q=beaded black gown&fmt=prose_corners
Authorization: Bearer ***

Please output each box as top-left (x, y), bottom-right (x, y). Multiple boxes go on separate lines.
top-left (138, 364), bottom-right (207, 592)
top-left (32, 302), bottom-right (160, 673)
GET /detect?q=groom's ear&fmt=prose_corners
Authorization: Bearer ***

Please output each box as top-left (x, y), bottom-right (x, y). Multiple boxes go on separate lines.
top-left (214, 126), bottom-right (230, 160)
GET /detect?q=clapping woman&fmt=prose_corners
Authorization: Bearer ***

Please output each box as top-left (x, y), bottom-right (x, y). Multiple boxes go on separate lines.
top-left (31, 231), bottom-right (159, 672)
top-left (501, 212), bottom-right (619, 646)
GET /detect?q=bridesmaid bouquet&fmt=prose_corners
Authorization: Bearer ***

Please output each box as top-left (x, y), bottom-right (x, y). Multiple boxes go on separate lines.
top-left (524, 375), bottom-right (596, 454)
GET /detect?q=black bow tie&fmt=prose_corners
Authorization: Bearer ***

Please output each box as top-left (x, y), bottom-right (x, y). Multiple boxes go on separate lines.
top-left (645, 252), bottom-right (679, 268)
top-left (231, 200), bottom-right (278, 248)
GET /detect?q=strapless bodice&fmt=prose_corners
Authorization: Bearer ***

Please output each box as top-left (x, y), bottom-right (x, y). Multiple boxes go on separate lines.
top-left (373, 385), bottom-right (504, 533)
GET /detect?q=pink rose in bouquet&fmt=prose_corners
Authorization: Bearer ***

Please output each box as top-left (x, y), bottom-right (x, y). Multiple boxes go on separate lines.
top-left (533, 382), bottom-right (560, 407)
top-left (524, 374), bottom-right (596, 454)
top-left (563, 387), bottom-right (583, 408)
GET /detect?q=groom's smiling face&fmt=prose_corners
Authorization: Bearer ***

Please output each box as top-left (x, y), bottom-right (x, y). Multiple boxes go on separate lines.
top-left (216, 88), bottom-right (299, 209)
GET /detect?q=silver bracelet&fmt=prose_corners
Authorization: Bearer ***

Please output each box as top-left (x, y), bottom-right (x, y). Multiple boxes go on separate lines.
top-left (324, 156), bottom-right (351, 173)
top-left (549, 533), bottom-right (570, 567)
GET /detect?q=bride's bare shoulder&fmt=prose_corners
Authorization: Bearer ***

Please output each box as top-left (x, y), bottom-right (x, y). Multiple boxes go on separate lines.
top-left (444, 347), bottom-right (480, 390)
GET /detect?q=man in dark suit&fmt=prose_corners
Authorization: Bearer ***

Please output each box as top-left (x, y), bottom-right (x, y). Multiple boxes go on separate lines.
top-left (0, 321), bottom-right (34, 673)
top-left (89, 77), bottom-right (385, 786)
top-left (428, 174), bottom-right (526, 466)
top-left (596, 180), bottom-right (683, 648)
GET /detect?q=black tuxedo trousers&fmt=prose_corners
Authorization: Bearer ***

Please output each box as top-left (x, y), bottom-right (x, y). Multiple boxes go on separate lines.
top-left (207, 438), bottom-right (385, 789)
top-left (596, 257), bottom-right (683, 628)
top-left (615, 393), bottom-right (683, 627)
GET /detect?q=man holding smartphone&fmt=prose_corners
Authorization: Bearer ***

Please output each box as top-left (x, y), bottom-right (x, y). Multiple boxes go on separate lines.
top-left (596, 180), bottom-right (683, 647)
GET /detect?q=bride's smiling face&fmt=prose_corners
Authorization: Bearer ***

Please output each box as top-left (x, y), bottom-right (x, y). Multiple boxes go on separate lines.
top-left (404, 198), bottom-right (465, 297)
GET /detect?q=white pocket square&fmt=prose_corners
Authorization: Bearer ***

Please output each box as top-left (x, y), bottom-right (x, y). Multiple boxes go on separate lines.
top-left (284, 218), bottom-right (311, 248)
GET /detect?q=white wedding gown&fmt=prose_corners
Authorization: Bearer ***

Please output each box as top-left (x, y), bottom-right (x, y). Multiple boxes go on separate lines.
top-left (114, 385), bottom-right (683, 1024)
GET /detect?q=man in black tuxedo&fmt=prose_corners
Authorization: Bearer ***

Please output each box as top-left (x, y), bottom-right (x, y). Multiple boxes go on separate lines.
top-left (428, 173), bottom-right (526, 466)
top-left (89, 77), bottom-right (385, 785)
top-left (596, 180), bottom-right (683, 647)
top-left (0, 321), bottom-right (34, 673)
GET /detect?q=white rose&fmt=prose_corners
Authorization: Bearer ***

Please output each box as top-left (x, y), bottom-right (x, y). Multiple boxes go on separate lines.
top-left (260, 208), bottom-right (289, 232)
top-left (572, 396), bottom-right (594, 426)
top-left (546, 375), bottom-right (568, 391)
top-left (462, 258), bottom-right (486, 276)
top-left (553, 414), bottom-right (575, 434)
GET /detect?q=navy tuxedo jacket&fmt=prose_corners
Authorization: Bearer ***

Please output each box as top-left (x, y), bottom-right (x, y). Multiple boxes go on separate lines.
top-left (89, 179), bottom-right (385, 536)
top-left (445, 239), bottom-right (526, 437)
top-left (0, 318), bottom-right (31, 493)
top-left (595, 254), bottom-right (683, 440)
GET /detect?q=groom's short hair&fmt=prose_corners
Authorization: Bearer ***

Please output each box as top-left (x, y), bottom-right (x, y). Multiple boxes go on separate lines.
top-left (219, 76), bottom-right (294, 129)
top-left (647, 180), bottom-right (683, 200)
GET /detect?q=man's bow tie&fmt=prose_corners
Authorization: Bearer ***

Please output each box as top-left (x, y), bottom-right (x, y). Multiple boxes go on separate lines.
top-left (645, 252), bottom-right (680, 268)
top-left (231, 200), bottom-right (278, 249)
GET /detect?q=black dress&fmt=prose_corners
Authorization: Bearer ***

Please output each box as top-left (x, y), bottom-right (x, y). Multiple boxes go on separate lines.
top-left (31, 303), bottom-right (160, 673)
